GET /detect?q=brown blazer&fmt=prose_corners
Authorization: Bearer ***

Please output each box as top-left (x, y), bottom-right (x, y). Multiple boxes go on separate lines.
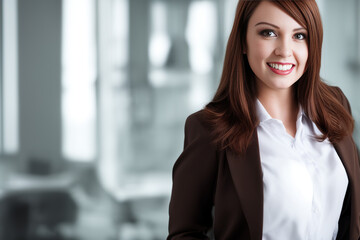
top-left (167, 91), bottom-right (360, 240)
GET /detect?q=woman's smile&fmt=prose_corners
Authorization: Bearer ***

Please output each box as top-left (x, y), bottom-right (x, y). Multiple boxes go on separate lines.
top-left (267, 62), bottom-right (295, 75)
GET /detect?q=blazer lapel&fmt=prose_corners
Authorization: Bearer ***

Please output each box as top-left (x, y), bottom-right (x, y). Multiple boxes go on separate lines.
top-left (226, 131), bottom-right (263, 240)
top-left (334, 136), bottom-right (360, 239)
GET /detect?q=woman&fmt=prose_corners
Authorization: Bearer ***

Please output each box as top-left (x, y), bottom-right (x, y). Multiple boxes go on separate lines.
top-left (167, 0), bottom-right (360, 239)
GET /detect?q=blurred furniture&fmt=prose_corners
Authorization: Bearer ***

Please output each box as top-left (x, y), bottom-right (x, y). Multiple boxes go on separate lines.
top-left (106, 172), bottom-right (171, 240)
top-left (0, 169), bottom-right (78, 240)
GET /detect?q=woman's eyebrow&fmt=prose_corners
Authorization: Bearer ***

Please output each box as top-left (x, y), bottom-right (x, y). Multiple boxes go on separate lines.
top-left (255, 22), bottom-right (307, 31)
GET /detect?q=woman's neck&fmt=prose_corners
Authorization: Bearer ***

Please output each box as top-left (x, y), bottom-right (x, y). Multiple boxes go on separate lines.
top-left (258, 89), bottom-right (299, 137)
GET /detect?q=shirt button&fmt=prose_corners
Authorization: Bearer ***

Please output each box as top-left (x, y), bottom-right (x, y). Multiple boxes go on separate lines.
top-left (312, 205), bottom-right (319, 214)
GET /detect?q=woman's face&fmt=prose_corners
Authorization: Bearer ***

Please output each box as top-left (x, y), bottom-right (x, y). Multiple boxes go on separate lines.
top-left (246, 1), bottom-right (308, 95)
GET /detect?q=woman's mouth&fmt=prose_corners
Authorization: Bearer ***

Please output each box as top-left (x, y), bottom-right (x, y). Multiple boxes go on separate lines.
top-left (267, 62), bottom-right (295, 75)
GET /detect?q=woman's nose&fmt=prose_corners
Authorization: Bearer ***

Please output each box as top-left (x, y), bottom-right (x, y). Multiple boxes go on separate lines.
top-left (274, 39), bottom-right (292, 57)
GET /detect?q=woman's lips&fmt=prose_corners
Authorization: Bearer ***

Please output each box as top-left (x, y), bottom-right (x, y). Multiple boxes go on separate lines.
top-left (267, 62), bottom-right (295, 75)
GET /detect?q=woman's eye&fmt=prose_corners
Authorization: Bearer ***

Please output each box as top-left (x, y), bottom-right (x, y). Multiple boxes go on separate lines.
top-left (294, 33), bottom-right (306, 40)
top-left (259, 30), bottom-right (276, 37)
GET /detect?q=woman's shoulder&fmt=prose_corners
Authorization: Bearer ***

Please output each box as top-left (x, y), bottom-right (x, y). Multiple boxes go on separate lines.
top-left (183, 109), bottom-right (217, 147)
top-left (186, 110), bottom-right (207, 126)
top-left (327, 85), bottom-right (352, 113)
top-left (185, 110), bottom-right (213, 136)
top-left (328, 85), bottom-right (345, 97)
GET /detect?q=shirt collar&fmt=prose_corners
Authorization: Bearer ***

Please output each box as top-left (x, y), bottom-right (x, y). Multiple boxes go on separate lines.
top-left (256, 99), bottom-right (272, 123)
top-left (255, 98), bottom-right (305, 124)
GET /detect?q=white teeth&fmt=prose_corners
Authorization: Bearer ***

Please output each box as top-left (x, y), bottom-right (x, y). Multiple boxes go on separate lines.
top-left (269, 63), bottom-right (293, 71)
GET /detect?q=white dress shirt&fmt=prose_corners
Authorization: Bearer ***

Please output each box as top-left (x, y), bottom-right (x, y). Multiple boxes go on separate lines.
top-left (256, 99), bottom-right (348, 240)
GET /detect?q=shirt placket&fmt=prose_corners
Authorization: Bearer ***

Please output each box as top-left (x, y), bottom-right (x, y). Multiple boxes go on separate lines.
top-left (293, 137), bottom-right (321, 240)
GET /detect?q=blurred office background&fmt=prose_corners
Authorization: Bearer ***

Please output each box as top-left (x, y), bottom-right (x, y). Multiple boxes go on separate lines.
top-left (0, 0), bottom-right (359, 239)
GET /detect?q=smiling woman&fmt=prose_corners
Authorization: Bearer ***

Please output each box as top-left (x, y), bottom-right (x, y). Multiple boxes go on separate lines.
top-left (167, 0), bottom-right (360, 239)
top-left (245, 1), bottom-right (309, 137)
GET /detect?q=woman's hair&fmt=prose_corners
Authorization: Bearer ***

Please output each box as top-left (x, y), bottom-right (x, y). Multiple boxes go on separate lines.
top-left (204, 0), bottom-right (354, 153)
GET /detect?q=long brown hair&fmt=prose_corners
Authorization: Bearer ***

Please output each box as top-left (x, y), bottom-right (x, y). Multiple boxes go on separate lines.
top-left (204, 0), bottom-right (354, 153)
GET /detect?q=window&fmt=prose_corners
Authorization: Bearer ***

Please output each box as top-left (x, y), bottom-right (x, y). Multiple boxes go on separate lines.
top-left (62, 0), bottom-right (97, 162)
top-left (1, 0), bottom-right (19, 155)
top-left (0, 0), bottom-right (3, 153)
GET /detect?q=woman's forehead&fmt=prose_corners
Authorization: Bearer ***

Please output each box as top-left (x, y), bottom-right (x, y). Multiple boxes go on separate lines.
top-left (248, 1), bottom-right (305, 30)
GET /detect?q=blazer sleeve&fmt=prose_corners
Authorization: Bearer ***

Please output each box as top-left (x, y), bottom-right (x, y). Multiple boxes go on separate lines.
top-left (334, 87), bottom-right (360, 240)
top-left (167, 112), bottom-right (218, 240)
